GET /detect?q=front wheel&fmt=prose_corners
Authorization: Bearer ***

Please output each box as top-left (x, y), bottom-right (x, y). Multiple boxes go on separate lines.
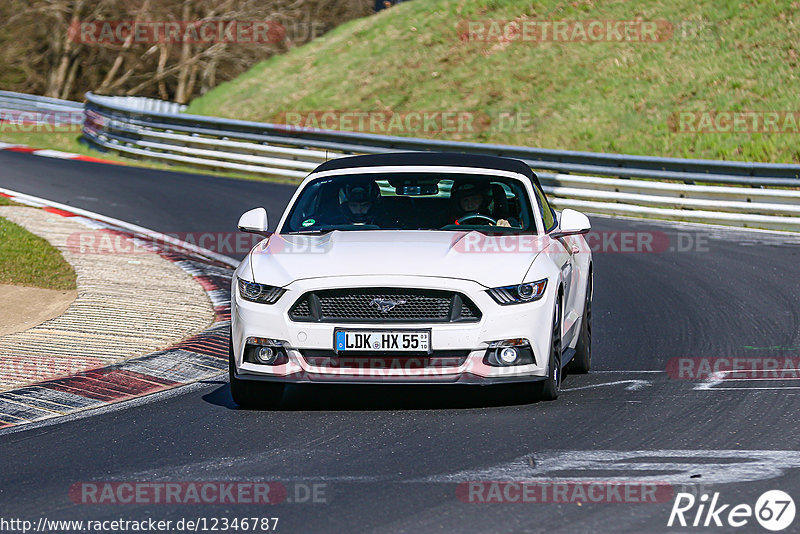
top-left (533, 297), bottom-right (562, 401)
top-left (229, 335), bottom-right (285, 409)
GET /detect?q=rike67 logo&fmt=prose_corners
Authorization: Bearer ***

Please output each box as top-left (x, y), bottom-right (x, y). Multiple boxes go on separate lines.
top-left (668, 490), bottom-right (795, 531)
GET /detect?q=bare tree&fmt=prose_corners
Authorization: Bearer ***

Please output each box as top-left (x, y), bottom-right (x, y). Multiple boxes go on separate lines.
top-left (0, 0), bottom-right (374, 102)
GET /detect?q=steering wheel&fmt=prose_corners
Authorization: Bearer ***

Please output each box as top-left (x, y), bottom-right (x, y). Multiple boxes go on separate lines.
top-left (456, 213), bottom-right (498, 226)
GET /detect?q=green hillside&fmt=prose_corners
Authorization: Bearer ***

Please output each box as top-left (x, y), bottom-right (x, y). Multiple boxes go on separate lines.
top-left (188, 0), bottom-right (800, 163)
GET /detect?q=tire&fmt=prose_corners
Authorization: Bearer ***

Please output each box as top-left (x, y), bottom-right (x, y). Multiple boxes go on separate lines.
top-left (533, 296), bottom-right (562, 401)
top-left (229, 335), bottom-right (285, 409)
top-left (566, 271), bottom-right (592, 374)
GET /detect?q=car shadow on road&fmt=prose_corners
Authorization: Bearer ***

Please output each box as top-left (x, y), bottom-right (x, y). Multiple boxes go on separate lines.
top-left (201, 381), bottom-right (553, 411)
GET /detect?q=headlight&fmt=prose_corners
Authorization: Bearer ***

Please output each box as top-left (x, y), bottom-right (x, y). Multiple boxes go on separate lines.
top-left (237, 278), bottom-right (285, 304)
top-left (487, 279), bottom-right (547, 305)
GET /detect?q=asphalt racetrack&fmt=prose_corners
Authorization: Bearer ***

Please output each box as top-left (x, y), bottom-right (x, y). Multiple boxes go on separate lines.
top-left (1, 150), bottom-right (800, 533)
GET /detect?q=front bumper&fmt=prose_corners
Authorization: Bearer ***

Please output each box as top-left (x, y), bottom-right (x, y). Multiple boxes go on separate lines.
top-left (231, 275), bottom-right (556, 384)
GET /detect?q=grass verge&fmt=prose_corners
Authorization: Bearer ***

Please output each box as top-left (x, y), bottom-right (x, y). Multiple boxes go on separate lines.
top-left (0, 213), bottom-right (77, 290)
top-left (188, 0), bottom-right (800, 163)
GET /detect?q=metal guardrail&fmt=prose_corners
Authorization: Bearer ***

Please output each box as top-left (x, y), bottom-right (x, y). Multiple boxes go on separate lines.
top-left (88, 94), bottom-right (187, 115)
top-left (0, 91), bottom-right (84, 127)
top-left (82, 92), bottom-right (800, 186)
top-left (2, 90), bottom-right (800, 232)
top-left (0, 92), bottom-right (183, 127)
top-left (0, 91), bottom-right (83, 110)
top-left (80, 91), bottom-right (800, 232)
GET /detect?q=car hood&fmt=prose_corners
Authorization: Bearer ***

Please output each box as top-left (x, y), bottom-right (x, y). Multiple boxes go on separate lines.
top-left (248, 230), bottom-right (547, 288)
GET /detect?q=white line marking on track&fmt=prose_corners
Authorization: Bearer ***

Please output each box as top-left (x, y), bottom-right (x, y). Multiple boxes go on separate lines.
top-left (562, 379), bottom-right (653, 392)
top-left (694, 371), bottom-right (726, 390)
top-left (695, 370), bottom-right (800, 391)
top-left (593, 370), bottom-right (663, 373)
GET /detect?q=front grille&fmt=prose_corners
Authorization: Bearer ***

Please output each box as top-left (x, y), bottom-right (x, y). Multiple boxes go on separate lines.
top-left (291, 298), bottom-right (311, 317)
top-left (300, 349), bottom-right (470, 369)
top-left (289, 288), bottom-right (481, 323)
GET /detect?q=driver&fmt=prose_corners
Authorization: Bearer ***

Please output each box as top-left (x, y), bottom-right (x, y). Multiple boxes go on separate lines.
top-left (336, 180), bottom-right (381, 225)
top-left (451, 180), bottom-right (510, 227)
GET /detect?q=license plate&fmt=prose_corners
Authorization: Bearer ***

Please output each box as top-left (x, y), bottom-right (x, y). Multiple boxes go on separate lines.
top-left (335, 330), bottom-right (430, 352)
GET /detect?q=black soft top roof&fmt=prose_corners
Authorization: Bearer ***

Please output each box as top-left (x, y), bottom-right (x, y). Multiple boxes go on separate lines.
top-left (311, 152), bottom-right (541, 188)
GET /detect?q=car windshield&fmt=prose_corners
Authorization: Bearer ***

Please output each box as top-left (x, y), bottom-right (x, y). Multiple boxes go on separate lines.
top-left (281, 173), bottom-right (536, 234)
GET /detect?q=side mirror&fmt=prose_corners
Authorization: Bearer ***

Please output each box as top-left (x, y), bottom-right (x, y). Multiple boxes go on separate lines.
top-left (237, 207), bottom-right (270, 236)
top-left (550, 209), bottom-right (590, 238)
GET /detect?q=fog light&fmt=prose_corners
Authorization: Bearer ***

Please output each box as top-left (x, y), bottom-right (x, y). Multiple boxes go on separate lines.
top-left (243, 338), bottom-right (289, 366)
top-left (499, 347), bottom-right (519, 365)
top-left (255, 346), bottom-right (276, 364)
top-left (483, 339), bottom-right (535, 367)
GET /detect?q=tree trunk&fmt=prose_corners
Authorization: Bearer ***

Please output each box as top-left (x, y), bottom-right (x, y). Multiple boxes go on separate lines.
top-left (174, 0), bottom-right (193, 103)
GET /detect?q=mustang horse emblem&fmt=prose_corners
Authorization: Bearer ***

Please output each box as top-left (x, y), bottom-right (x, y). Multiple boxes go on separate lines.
top-left (369, 297), bottom-right (407, 313)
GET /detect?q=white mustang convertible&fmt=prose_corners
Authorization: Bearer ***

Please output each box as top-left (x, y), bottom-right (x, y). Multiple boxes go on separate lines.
top-left (230, 152), bottom-right (593, 407)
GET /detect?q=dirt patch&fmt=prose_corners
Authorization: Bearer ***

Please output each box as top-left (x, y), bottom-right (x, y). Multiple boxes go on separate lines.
top-left (0, 284), bottom-right (77, 336)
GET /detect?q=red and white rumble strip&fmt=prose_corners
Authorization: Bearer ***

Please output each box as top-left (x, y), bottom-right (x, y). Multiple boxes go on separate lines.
top-left (0, 189), bottom-right (236, 430)
top-left (0, 141), bottom-right (120, 165)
